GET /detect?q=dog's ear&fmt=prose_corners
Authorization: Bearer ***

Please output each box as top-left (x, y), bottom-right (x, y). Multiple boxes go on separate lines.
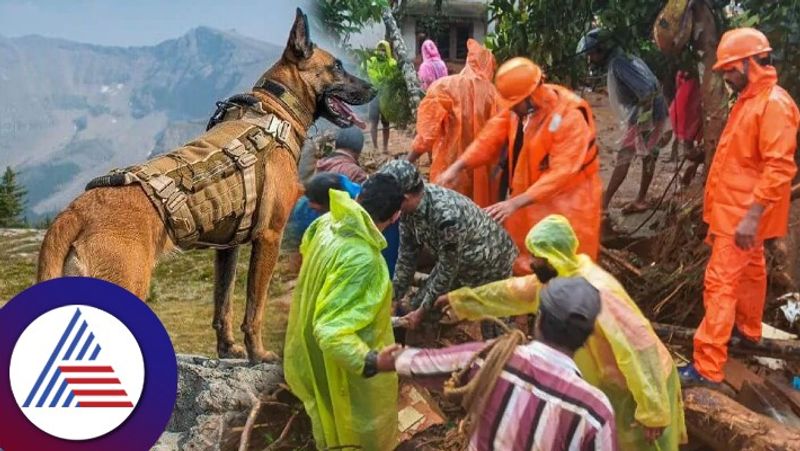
top-left (286, 7), bottom-right (314, 61)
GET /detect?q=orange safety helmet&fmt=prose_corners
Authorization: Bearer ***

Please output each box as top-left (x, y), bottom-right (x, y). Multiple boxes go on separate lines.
top-left (495, 57), bottom-right (543, 108)
top-left (713, 27), bottom-right (772, 71)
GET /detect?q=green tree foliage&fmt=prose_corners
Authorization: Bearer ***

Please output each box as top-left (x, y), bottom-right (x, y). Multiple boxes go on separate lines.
top-left (486, 0), bottom-right (668, 85)
top-left (315, 0), bottom-right (420, 126)
top-left (0, 166), bottom-right (27, 227)
top-left (734, 0), bottom-right (800, 102)
top-left (312, 0), bottom-right (387, 47)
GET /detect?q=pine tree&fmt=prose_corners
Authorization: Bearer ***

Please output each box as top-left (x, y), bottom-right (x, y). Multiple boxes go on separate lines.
top-left (0, 166), bottom-right (27, 227)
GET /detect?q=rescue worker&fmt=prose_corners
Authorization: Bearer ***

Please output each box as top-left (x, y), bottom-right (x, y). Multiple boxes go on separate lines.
top-left (408, 39), bottom-right (500, 207)
top-left (417, 39), bottom-right (448, 91)
top-left (366, 40), bottom-right (397, 152)
top-left (283, 174), bottom-right (405, 451)
top-left (679, 28), bottom-right (799, 387)
top-left (437, 58), bottom-right (602, 273)
top-left (315, 127), bottom-right (368, 183)
top-left (283, 172), bottom-right (400, 277)
top-left (436, 215), bottom-right (688, 450)
top-left (577, 28), bottom-right (669, 215)
top-left (378, 160), bottom-right (517, 329)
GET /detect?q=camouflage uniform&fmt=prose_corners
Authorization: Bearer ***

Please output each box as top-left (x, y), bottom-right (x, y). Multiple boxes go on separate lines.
top-left (378, 160), bottom-right (518, 310)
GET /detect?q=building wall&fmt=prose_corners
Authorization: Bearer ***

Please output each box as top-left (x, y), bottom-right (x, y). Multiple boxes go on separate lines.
top-left (346, 1), bottom-right (491, 59)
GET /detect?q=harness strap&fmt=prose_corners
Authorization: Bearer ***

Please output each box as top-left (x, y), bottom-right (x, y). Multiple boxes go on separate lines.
top-left (241, 112), bottom-right (301, 162)
top-left (147, 174), bottom-right (199, 243)
top-left (221, 138), bottom-right (259, 243)
top-left (252, 78), bottom-right (314, 129)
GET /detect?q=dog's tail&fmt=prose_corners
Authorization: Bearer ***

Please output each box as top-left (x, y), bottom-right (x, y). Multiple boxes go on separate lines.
top-left (37, 208), bottom-right (82, 281)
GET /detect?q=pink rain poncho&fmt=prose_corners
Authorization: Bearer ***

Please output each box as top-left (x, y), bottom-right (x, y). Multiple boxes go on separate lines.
top-left (418, 39), bottom-right (448, 91)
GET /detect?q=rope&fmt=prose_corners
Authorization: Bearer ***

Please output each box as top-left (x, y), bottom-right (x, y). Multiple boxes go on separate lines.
top-left (443, 317), bottom-right (527, 440)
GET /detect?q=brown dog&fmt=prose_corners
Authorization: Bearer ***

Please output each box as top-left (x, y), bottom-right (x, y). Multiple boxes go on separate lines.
top-left (37, 8), bottom-right (374, 362)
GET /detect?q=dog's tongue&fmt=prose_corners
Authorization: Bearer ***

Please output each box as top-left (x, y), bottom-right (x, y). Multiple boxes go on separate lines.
top-left (332, 97), bottom-right (366, 129)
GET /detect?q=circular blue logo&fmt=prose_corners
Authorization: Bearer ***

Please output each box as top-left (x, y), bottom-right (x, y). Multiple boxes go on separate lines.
top-left (0, 277), bottom-right (177, 451)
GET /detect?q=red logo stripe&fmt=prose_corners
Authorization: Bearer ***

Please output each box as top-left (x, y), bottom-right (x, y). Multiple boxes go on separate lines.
top-left (58, 366), bottom-right (114, 373)
top-left (65, 378), bottom-right (121, 384)
top-left (77, 401), bottom-right (134, 408)
top-left (72, 389), bottom-right (128, 396)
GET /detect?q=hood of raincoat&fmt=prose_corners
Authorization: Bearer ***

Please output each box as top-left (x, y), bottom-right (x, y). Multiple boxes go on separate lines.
top-left (421, 39), bottom-right (442, 61)
top-left (462, 38), bottom-right (495, 81)
top-left (376, 40), bottom-right (394, 60)
top-left (310, 189), bottom-right (387, 253)
top-left (740, 61), bottom-right (778, 100)
top-left (524, 214), bottom-right (581, 275)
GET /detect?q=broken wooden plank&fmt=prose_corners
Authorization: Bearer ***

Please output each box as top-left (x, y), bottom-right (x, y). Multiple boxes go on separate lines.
top-left (652, 322), bottom-right (800, 360)
top-left (724, 358), bottom-right (764, 392)
top-left (736, 380), bottom-right (800, 429)
top-left (397, 382), bottom-right (445, 443)
top-left (765, 376), bottom-right (800, 418)
top-left (683, 387), bottom-right (800, 451)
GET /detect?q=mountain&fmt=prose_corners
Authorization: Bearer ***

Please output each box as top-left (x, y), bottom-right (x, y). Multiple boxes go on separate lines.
top-left (0, 28), bottom-right (284, 219)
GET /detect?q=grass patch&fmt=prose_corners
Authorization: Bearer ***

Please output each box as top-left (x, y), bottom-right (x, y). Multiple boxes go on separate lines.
top-left (1, 234), bottom-right (295, 358)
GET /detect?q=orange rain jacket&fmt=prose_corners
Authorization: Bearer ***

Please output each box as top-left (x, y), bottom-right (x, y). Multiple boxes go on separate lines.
top-left (703, 64), bottom-right (799, 239)
top-left (411, 39), bottom-right (500, 207)
top-left (459, 84), bottom-right (602, 273)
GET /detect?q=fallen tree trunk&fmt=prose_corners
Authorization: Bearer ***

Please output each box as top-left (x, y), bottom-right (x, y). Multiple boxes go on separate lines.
top-left (683, 387), bottom-right (800, 450)
top-left (652, 323), bottom-right (800, 360)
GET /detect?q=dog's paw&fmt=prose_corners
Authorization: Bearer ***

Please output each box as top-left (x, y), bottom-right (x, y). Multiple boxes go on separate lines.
top-left (249, 350), bottom-right (279, 363)
top-left (218, 343), bottom-right (246, 359)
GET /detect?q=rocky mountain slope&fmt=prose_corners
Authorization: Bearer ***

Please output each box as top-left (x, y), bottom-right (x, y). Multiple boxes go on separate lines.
top-left (0, 28), bottom-right (283, 220)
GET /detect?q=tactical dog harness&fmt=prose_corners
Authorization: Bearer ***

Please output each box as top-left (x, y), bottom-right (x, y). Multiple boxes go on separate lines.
top-left (86, 81), bottom-right (309, 250)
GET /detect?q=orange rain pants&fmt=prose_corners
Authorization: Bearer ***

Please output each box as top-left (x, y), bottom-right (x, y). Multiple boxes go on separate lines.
top-left (694, 236), bottom-right (767, 382)
top-left (411, 39), bottom-right (499, 207)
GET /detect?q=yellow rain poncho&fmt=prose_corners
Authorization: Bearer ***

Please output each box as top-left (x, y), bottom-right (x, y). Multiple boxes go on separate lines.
top-left (284, 190), bottom-right (398, 451)
top-left (448, 215), bottom-right (687, 450)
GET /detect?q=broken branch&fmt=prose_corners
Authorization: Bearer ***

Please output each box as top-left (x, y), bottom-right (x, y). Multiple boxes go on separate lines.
top-left (264, 411), bottom-right (300, 451)
top-left (238, 398), bottom-right (262, 451)
top-left (600, 247), bottom-right (643, 278)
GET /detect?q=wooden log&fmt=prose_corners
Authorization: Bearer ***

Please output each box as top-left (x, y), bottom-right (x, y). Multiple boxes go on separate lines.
top-left (652, 323), bottom-right (800, 360)
top-left (683, 387), bottom-right (800, 451)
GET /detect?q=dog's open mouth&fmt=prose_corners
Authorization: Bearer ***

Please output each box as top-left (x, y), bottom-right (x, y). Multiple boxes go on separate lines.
top-left (324, 95), bottom-right (366, 129)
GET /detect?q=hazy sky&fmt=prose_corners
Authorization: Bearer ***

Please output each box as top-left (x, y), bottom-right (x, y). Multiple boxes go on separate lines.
top-left (0, 0), bottom-right (315, 46)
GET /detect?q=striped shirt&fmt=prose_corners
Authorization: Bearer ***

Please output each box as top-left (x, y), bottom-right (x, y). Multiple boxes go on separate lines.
top-left (396, 341), bottom-right (618, 451)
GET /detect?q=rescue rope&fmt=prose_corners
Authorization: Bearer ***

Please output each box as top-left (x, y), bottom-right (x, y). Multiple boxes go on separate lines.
top-left (443, 317), bottom-right (528, 440)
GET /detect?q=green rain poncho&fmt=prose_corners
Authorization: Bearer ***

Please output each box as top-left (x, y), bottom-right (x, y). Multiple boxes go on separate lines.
top-left (366, 40), bottom-right (410, 125)
top-left (284, 189), bottom-right (398, 451)
top-left (447, 215), bottom-right (687, 450)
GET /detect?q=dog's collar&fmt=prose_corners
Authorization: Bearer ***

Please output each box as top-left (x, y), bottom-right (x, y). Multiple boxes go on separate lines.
top-left (253, 78), bottom-right (314, 129)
